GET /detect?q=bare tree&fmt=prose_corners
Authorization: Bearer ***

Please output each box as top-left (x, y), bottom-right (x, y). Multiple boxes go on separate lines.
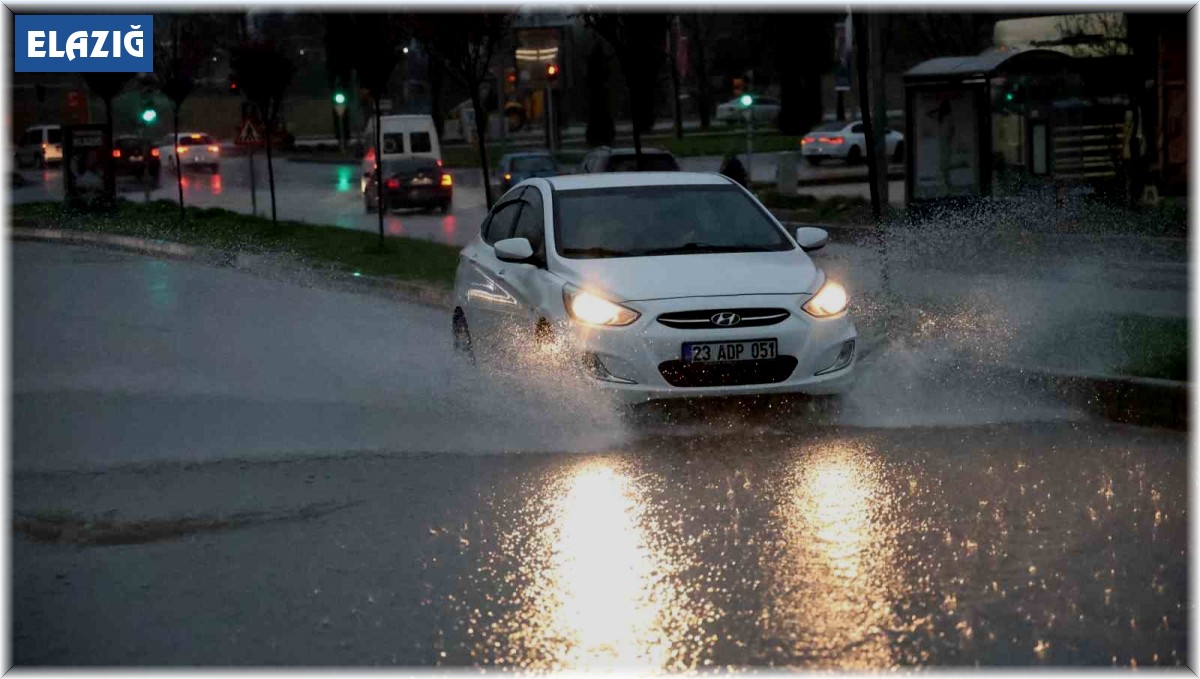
top-left (417, 13), bottom-right (512, 208)
top-left (154, 15), bottom-right (208, 221)
top-left (583, 12), bottom-right (670, 170)
top-left (680, 13), bottom-right (715, 131)
top-left (231, 40), bottom-right (296, 226)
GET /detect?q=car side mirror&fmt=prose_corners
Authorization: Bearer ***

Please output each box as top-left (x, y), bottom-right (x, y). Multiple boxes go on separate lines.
top-left (494, 237), bottom-right (534, 263)
top-left (794, 226), bottom-right (829, 252)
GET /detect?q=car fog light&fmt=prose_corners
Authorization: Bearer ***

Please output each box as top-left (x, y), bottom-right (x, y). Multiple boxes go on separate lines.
top-left (816, 339), bottom-right (855, 375)
top-left (581, 353), bottom-right (637, 384)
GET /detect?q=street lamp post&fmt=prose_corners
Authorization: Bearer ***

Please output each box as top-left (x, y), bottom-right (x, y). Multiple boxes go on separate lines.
top-left (740, 93), bottom-right (754, 186)
top-left (333, 91), bottom-right (347, 153)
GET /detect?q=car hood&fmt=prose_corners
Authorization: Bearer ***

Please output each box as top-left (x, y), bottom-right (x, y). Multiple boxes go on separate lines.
top-left (552, 249), bottom-right (821, 302)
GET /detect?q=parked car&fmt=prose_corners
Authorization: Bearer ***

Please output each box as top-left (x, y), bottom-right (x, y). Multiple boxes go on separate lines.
top-left (452, 172), bottom-right (857, 404)
top-left (15, 124), bottom-right (62, 168)
top-left (715, 95), bottom-right (781, 125)
top-left (497, 151), bottom-right (560, 193)
top-left (159, 132), bottom-right (220, 173)
top-left (361, 114), bottom-right (441, 192)
top-left (579, 146), bottom-right (680, 173)
top-left (364, 157), bottom-right (453, 214)
top-left (113, 135), bottom-right (161, 185)
top-left (800, 121), bottom-right (904, 166)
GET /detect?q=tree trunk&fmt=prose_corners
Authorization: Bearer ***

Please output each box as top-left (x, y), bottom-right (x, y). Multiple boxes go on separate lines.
top-left (429, 57), bottom-right (444, 139)
top-left (103, 98), bottom-right (116, 206)
top-left (174, 105), bottom-right (184, 221)
top-left (854, 13), bottom-right (881, 222)
top-left (470, 88), bottom-right (494, 208)
top-left (693, 27), bottom-right (711, 131)
top-left (374, 98), bottom-right (384, 250)
top-left (670, 19), bottom-right (683, 139)
top-left (265, 115), bottom-right (278, 225)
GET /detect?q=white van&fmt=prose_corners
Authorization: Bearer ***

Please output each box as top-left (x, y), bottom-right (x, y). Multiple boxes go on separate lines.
top-left (15, 124), bottom-right (63, 168)
top-left (361, 114), bottom-right (441, 192)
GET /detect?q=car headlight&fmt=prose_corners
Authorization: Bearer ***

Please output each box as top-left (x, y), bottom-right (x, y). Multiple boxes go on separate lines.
top-left (563, 285), bottom-right (640, 327)
top-left (802, 280), bottom-right (849, 317)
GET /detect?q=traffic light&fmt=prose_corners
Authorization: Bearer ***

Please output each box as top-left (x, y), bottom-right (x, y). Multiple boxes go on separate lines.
top-left (333, 91), bottom-right (347, 105)
top-left (141, 107), bottom-right (158, 124)
top-left (739, 94), bottom-right (754, 108)
top-left (546, 63), bottom-right (559, 82)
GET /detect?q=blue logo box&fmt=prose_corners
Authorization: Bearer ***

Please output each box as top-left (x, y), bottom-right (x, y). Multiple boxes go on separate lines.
top-left (15, 15), bottom-right (153, 72)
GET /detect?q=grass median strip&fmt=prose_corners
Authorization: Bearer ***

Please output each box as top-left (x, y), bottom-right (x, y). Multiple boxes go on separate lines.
top-left (12, 200), bottom-right (461, 288)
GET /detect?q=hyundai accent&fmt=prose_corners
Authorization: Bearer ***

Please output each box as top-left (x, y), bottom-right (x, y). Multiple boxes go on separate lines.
top-left (452, 172), bottom-right (856, 403)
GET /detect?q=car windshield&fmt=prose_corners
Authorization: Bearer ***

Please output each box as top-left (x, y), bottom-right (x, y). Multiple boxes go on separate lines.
top-left (555, 185), bottom-right (793, 258)
top-left (607, 154), bottom-right (679, 172)
top-left (511, 156), bottom-right (557, 172)
top-left (178, 134), bottom-right (215, 146)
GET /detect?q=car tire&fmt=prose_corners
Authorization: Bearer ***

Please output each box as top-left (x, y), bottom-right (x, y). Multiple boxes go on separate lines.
top-left (534, 318), bottom-right (554, 352)
top-left (439, 201), bottom-right (451, 214)
top-left (210, 164), bottom-right (220, 174)
top-left (364, 193), bottom-right (375, 214)
top-left (846, 146), bottom-right (862, 165)
top-left (892, 142), bottom-right (905, 163)
top-left (452, 308), bottom-right (476, 364)
top-left (805, 156), bottom-right (822, 167)
top-left (35, 153), bottom-right (46, 169)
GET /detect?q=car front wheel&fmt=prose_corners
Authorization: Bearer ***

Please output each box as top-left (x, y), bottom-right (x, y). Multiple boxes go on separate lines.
top-left (452, 308), bottom-right (476, 364)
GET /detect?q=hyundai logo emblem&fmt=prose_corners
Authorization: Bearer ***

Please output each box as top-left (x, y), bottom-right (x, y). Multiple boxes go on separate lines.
top-left (711, 312), bottom-right (742, 327)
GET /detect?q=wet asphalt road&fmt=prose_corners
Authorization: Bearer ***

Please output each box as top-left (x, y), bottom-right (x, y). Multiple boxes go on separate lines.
top-left (10, 241), bottom-right (1189, 667)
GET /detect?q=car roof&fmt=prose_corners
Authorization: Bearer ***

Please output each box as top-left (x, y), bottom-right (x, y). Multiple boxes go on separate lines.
top-left (602, 147), bottom-right (673, 155)
top-left (503, 151), bottom-right (554, 159)
top-left (546, 171), bottom-right (731, 191)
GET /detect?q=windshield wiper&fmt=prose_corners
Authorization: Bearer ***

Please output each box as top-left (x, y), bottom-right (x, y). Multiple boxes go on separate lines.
top-left (637, 242), bottom-right (775, 256)
top-left (561, 246), bottom-right (629, 258)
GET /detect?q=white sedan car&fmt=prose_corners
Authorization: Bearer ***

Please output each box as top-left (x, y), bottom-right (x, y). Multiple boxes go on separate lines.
top-left (715, 95), bottom-right (780, 125)
top-left (158, 132), bottom-right (221, 174)
top-left (801, 121), bottom-right (904, 166)
top-left (452, 172), bottom-right (857, 404)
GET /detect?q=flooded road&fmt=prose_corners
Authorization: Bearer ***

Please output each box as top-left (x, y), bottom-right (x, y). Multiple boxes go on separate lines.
top-left (11, 240), bottom-right (1188, 667)
top-left (13, 421), bottom-right (1188, 667)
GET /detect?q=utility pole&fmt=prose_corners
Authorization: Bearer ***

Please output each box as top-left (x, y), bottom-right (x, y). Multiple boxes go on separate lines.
top-left (670, 15), bottom-right (684, 140)
top-left (868, 12), bottom-right (888, 210)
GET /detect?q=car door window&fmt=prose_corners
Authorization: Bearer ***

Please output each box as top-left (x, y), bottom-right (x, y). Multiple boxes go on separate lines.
top-left (512, 187), bottom-right (545, 261)
top-left (382, 133), bottom-right (405, 154)
top-left (483, 199), bottom-right (523, 245)
top-left (850, 123), bottom-right (864, 134)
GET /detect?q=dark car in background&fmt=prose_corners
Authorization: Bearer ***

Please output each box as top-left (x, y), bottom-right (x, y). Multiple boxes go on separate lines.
top-left (365, 157), bottom-right (453, 214)
top-left (113, 136), bottom-right (161, 185)
top-left (579, 146), bottom-right (680, 173)
top-left (497, 151), bottom-right (560, 192)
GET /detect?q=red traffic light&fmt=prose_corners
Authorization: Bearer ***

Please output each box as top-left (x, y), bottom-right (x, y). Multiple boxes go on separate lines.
top-left (546, 63), bottom-right (559, 79)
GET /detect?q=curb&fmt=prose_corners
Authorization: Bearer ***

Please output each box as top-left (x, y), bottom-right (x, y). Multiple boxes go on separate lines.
top-left (996, 364), bottom-right (1188, 430)
top-left (10, 227), bottom-right (455, 311)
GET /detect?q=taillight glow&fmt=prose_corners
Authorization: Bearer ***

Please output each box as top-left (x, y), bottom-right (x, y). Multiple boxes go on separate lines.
top-left (207, 145), bottom-right (220, 154)
top-left (385, 177), bottom-right (400, 189)
top-left (176, 146), bottom-right (188, 154)
top-left (817, 136), bottom-right (845, 145)
top-left (112, 149), bottom-right (121, 158)
top-left (150, 148), bottom-right (160, 157)
top-left (437, 159), bottom-right (443, 167)
top-left (802, 136), bottom-right (815, 145)
top-left (440, 173), bottom-right (453, 187)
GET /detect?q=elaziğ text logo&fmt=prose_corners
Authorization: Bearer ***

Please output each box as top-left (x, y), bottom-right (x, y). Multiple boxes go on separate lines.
top-left (15, 15), bottom-right (153, 72)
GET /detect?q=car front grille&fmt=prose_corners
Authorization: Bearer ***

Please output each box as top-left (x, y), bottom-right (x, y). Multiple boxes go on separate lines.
top-left (657, 308), bottom-right (791, 329)
top-left (658, 356), bottom-right (799, 387)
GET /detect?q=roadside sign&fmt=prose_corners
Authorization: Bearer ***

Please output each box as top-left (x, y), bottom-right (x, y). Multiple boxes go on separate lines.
top-left (234, 118), bottom-right (265, 147)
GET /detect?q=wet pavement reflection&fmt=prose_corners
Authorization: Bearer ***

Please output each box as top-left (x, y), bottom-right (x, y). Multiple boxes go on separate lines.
top-left (424, 422), bottom-right (1187, 669)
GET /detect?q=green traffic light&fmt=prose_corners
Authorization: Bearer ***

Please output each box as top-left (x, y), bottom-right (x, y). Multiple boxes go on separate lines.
top-left (333, 92), bottom-right (347, 105)
top-left (739, 94), bottom-right (753, 108)
top-left (1005, 92), bottom-right (1014, 102)
top-left (141, 108), bottom-right (157, 123)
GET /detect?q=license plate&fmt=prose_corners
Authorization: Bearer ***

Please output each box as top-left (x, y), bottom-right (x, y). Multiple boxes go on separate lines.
top-left (683, 339), bottom-right (778, 363)
top-left (410, 177), bottom-right (433, 185)
top-left (129, 155), bottom-right (143, 162)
